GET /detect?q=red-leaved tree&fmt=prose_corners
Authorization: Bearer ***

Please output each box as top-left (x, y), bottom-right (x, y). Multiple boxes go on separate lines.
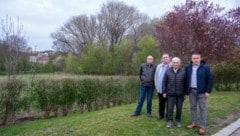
top-left (156, 0), bottom-right (240, 63)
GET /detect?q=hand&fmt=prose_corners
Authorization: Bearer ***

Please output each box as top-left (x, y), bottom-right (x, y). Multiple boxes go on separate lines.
top-left (163, 93), bottom-right (167, 98)
top-left (205, 92), bottom-right (210, 98)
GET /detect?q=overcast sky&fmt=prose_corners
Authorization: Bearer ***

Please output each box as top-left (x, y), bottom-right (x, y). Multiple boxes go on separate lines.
top-left (0, 0), bottom-right (239, 51)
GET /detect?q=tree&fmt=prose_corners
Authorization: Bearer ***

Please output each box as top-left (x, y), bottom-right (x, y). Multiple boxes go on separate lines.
top-left (132, 35), bottom-right (160, 74)
top-left (0, 15), bottom-right (27, 79)
top-left (112, 40), bottom-right (134, 75)
top-left (156, 0), bottom-right (239, 63)
top-left (51, 15), bottom-right (97, 54)
top-left (79, 43), bottom-right (112, 74)
top-left (98, 1), bottom-right (148, 52)
top-left (65, 53), bottom-right (78, 73)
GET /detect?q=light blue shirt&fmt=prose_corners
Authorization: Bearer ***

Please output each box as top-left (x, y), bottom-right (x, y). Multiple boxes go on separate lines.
top-left (191, 65), bottom-right (199, 88)
top-left (154, 63), bottom-right (171, 93)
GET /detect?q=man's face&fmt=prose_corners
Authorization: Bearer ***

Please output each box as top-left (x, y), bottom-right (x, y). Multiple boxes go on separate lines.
top-left (162, 54), bottom-right (170, 64)
top-left (172, 60), bottom-right (180, 69)
top-left (191, 54), bottom-right (201, 65)
top-left (146, 56), bottom-right (154, 64)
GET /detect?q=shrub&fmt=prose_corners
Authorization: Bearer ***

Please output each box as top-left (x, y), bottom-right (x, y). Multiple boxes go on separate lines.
top-left (31, 80), bottom-right (61, 118)
top-left (213, 61), bottom-right (240, 91)
top-left (59, 78), bottom-right (77, 116)
top-left (1, 76), bottom-right (140, 123)
top-left (0, 79), bottom-right (27, 125)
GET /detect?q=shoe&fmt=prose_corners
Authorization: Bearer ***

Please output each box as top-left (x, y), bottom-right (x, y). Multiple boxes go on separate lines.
top-left (199, 127), bottom-right (206, 135)
top-left (166, 121), bottom-right (172, 128)
top-left (131, 114), bottom-right (140, 117)
top-left (147, 114), bottom-right (152, 118)
top-left (176, 122), bottom-right (181, 128)
top-left (187, 123), bottom-right (198, 129)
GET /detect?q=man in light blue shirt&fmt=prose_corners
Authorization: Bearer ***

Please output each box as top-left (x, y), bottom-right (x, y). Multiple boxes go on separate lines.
top-left (154, 53), bottom-right (171, 120)
top-left (190, 65), bottom-right (199, 88)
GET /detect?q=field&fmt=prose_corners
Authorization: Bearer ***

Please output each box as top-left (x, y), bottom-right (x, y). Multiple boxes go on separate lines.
top-left (0, 91), bottom-right (239, 136)
top-left (0, 73), bottom-right (135, 81)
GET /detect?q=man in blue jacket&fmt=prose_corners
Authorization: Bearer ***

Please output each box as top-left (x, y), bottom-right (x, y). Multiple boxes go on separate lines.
top-left (186, 53), bottom-right (213, 135)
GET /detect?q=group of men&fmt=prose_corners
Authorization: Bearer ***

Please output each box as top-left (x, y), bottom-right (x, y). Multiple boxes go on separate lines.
top-left (131, 53), bottom-right (213, 135)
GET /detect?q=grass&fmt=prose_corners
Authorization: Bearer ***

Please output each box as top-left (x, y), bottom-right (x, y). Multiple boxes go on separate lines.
top-left (0, 73), bottom-right (136, 82)
top-left (0, 91), bottom-right (239, 136)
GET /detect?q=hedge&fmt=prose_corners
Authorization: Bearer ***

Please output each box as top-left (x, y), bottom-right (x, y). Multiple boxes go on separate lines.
top-left (212, 61), bottom-right (240, 91)
top-left (0, 77), bottom-right (139, 125)
top-left (0, 79), bottom-right (27, 125)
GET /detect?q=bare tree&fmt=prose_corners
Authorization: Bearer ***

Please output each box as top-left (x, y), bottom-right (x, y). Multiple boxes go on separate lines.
top-left (0, 15), bottom-right (27, 80)
top-left (98, 1), bottom-right (148, 52)
top-left (128, 18), bottom-right (159, 52)
top-left (51, 15), bottom-right (97, 54)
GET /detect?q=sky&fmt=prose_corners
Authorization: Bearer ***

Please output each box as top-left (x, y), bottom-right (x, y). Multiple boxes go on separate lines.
top-left (0, 0), bottom-right (239, 51)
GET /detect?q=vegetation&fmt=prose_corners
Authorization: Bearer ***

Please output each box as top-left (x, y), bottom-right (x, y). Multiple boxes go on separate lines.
top-left (0, 76), bottom-right (139, 125)
top-left (213, 60), bottom-right (240, 91)
top-left (0, 91), bottom-right (239, 136)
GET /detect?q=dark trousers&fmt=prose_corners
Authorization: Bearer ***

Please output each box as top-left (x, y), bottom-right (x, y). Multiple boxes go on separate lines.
top-left (167, 96), bottom-right (184, 122)
top-left (158, 93), bottom-right (167, 118)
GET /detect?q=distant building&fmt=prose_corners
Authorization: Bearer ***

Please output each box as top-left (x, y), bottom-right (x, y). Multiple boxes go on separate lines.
top-left (27, 47), bottom-right (55, 64)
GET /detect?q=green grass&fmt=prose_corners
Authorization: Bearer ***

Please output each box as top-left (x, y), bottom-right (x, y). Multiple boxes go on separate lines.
top-left (0, 73), bottom-right (136, 82)
top-left (0, 91), bottom-right (239, 136)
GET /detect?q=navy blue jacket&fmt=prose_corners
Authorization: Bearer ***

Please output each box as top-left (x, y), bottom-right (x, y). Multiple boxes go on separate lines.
top-left (186, 60), bottom-right (213, 94)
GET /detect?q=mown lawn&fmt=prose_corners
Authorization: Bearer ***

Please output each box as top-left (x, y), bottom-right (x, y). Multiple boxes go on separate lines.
top-left (0, 91), bottom-right (239, 136)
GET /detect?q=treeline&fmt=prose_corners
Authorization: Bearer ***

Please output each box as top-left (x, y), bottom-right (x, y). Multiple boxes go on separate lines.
top-left (0, 77), bottom-right (139, 125)
top-left (65, 36), bottom-right (160, 75)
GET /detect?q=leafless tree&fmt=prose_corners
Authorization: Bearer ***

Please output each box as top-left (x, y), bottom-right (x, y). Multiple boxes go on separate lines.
top-left (128, 18), bottom-right (159, 52)
top-left (0, 15), bottom-right (27, 80)
top-left (98, 1), bottom-right (148, 52)
top-left (51, 15), bottom-right (97, 54)
top-left (51, 1), bottom-right (151, 53)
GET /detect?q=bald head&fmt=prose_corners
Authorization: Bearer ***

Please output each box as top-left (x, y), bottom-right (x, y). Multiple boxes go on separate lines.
top-left (146, 55), bottom-right (154, 64)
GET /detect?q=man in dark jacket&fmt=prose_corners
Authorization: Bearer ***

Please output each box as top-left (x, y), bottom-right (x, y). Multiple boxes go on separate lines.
top-left (131, 55), bottom-right (156, 117)
top-left (186, 53), bottom-right (213, 135)
top-left (163, 57), bottom-right (187, 128)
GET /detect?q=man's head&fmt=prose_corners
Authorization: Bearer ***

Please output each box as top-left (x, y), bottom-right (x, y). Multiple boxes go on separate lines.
top-left (191, 53), bottom-right (201, 65)
top-left (161, 53), bottom-right (170, 64)
top-left (146, 55), bottom-right (154, 64)
top-left (171, 57), bottom-right (181, 69)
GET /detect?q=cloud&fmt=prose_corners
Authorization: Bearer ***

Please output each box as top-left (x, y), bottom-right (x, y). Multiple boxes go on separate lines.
top-left (0, 0), bottom-right (239, 51)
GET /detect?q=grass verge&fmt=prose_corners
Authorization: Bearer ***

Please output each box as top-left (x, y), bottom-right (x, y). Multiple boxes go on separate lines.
top-left (0, 91), bottom-right (239, 136)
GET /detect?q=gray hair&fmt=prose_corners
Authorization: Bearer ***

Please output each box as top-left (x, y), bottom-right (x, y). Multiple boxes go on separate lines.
top-left (171, 57), bottom-right (181, 63)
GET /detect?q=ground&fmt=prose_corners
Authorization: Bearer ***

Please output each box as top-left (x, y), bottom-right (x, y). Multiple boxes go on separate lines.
top-left (0, 91), bottom-right (239, 136)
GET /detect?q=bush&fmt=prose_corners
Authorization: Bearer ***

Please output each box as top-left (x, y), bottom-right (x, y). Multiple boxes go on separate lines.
top-left (0, 76), bottom-right (140, 124)
top-left (213, 61), bottom-right (240, 91)
top-left (0, 79), bottom-right (27, 125)
top-left (59, 79), bottom-right (77, 116)
top-left (31, 80), bottom-right (61, 118)
top-left (31, 77), bottom-right (139, 118)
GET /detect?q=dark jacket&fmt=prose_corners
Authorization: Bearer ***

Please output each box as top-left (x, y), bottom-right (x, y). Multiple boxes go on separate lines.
top-left (186, 60), bottom-right (213, 94)
top-left (162, 67), bottom-right (187, 96)
top-left (140, 63), bottom-right (156, 86)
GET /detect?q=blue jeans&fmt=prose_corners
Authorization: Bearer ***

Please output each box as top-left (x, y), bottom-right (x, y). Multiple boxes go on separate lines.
top-left (134, 85), bottom-right (154, 115)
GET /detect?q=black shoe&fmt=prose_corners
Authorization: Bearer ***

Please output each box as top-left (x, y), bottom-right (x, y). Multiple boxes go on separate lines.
top-left (131, 114), bottom-right (140, 117)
